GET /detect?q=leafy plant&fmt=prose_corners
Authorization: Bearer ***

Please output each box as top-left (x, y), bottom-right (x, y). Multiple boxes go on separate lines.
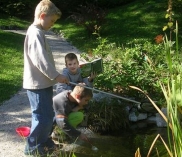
top-left (68, 3), bottom-right (107, 36)
top-left (81, 38), bottom-right (168, 103)
top-left (0, 0), bottom-right (36, 19)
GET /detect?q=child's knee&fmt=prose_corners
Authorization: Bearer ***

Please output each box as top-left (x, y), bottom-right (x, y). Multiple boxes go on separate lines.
top-left (69, 112), bottom-right (84, 121)
top-left (77, 112), bottom-right (84, 120)
top-left (68, 112), bottom-right (84, 128)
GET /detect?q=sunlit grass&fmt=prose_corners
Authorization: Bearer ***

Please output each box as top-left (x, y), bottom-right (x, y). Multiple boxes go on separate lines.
top-left (0, 15), bottom-right (30, 29)
top-left (52, 0), bottom-right (182, 54)
top-left (0, 30), bottom-right (24, 104)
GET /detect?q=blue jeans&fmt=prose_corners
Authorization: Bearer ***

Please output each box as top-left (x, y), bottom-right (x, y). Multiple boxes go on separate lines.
top-left (25, 86), bottom-right (54, 154)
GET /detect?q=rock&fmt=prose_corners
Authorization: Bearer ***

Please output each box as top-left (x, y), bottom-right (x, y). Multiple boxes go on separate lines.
top-left (129, 109), bottom-right (147, 122)
top-left (156, 108), bottom-right (167, 127)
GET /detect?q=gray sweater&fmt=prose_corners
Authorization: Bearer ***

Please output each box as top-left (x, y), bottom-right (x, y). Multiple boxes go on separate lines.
top-left (23, 24), bottom-right (59, 89)
top-left (56, 67), bottom-right (93, 94)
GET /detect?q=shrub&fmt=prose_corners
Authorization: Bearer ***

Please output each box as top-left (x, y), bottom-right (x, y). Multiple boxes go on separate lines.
top-left (81, 38), bottom-right (168, 103)
top-left (54, 0), bottom-right (135, 16)
top-left (0, 0), bottom-right (36, 19)
top-left (68, 3), bottom-right (107, 36)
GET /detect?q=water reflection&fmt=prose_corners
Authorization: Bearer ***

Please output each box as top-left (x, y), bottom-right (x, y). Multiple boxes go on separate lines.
top-left (61, 121), bottom-right (169, 157)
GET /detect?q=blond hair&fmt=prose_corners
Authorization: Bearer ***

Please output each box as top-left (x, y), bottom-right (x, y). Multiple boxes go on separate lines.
top-left (35, 0), bottom-right (62, 18)
top-left (73, 83), bottom-right (93, 99)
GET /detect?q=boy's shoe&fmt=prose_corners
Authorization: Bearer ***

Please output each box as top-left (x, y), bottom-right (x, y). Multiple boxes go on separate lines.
top-left (24, 145), bottom-right (48, 157)
top-left (47, 143), bottom-right (63, 152)
top-left (51, 131), bottom-right (68, 142)
top-left (51, 131), bottom-right (61, 142)
top-left (24, 144), bottom-right (62, 157)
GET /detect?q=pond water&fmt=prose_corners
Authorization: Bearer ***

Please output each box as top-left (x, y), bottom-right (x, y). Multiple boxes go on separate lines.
top-left (61, 120), bottom-right (169, 157)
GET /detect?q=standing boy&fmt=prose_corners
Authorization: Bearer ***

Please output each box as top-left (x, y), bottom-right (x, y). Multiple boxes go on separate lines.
top-left (23, 0), bottom-right (69, 156)
top-left (53, 83), bottom-right (93, 141)
top-left (56, 53), bottom-right (97, 94)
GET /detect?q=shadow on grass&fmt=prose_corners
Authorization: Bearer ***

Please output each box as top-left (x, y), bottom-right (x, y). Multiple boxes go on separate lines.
top-left (56, 0), bottom-right (182, 51)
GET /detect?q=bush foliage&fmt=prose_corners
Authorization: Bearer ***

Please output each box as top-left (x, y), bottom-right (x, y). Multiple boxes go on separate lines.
top-left (68, 3), bottom-right (107, 36)
top-left (81, 37), bottom-right (168, 103)
top-left (0, 0), bottom-right (136, 19)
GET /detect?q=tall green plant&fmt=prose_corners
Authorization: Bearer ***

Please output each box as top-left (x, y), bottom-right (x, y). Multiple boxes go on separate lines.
top-left (160, 22), bottom-right (182, 156)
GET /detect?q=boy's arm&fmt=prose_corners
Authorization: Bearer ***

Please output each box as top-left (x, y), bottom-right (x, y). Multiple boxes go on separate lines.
top-left (56, 117), bottom-right (87, 140)
top-left (76, 68), bottom-right (93, 87)
top-left (83, 72), bottom-right (97, 87)
top-left (89, 72), bottom-right (97, 82)
top-left (56, 117), bottom-right (81, 138)
top-left (27, 30), bottom-right (68, 83)
top-left (28, 33), bottom-right (57, 79)
top-left (56, 68), bottom-right (72, 94)
top-left (55, 74), bottom-right (69, 84)
top-left (83, 77), bottom-right (93, 87)
top-left (56, 82), bottom-right (72, 94)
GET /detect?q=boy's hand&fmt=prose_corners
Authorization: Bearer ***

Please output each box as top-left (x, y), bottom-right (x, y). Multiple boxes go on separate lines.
top-left (88, 72), bottom-right (97, 82)
top-left (55, 74), bottom-right (69, 84)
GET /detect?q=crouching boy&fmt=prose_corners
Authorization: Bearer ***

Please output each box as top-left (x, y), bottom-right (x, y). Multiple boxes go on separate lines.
top-left (53, 83), bottom-right (93, 141)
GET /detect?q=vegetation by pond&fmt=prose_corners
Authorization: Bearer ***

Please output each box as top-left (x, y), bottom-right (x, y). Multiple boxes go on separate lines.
top-left (56, 124), bottom-right (169, 157)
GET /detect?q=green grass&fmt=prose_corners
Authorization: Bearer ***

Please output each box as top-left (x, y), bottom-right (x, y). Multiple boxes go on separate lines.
top-left (54, 0), bottom-right (181, 52)
top-left (103, 0), bottom-right (167, 43)
top-left (0, 30), bottom-right (24, 104)
top-left (0, 14), bottom-right (30, 29)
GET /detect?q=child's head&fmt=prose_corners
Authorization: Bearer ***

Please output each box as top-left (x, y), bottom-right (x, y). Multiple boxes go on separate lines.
top-left (34, 0), bottom-right (62, 30)
top-left (65, 53), bottom-right (79, 74)
top-left (72, 83), bottom-right (93, 107)
top-left (35, 0), bottom-right (61, 18)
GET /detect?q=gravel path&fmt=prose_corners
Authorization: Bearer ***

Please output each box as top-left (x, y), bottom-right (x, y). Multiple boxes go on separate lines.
top-left (0, 30), bottom-right (85, 157)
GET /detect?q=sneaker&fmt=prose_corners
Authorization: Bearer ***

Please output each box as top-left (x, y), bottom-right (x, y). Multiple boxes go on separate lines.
top-left (24, 146), bottom-right (48, 157)
top-left (51, 131), bottom-right (67, 142)
top-left (48, 143), bottom-right (63, 152)
top-left (48, 144), bottom-right (63, 157)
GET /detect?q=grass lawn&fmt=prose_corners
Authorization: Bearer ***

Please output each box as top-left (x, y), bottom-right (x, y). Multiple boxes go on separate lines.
top-left (0, 15), bottom-right (30, 30)
top-left (0, 30), bottom-right (25, 104)
top-left (54, 0), bottom-right (181, 52)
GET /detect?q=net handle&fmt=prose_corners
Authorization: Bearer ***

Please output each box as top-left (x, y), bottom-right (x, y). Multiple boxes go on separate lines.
top-left (69, 82), bottom-right (140, 104)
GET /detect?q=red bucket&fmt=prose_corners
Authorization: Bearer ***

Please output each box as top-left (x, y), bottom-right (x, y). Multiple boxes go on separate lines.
top-left (16, 126), bottom-right (30, 137)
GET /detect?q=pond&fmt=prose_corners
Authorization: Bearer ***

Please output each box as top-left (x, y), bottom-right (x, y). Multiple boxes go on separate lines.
top-left (60, 119), bottom-right (169, 157)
